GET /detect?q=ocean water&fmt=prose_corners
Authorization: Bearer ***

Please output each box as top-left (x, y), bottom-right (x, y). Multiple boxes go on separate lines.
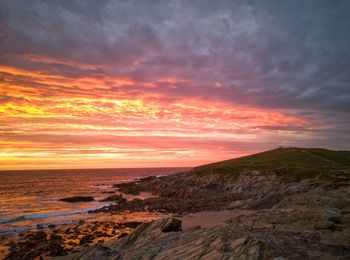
top-left (0, 168), bottom-right (187, 234)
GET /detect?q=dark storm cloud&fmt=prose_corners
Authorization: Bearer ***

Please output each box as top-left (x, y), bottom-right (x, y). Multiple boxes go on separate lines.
top-left (0, 0), bottom-right (349, 145)
top-left (1, 0), bottom-right (349, 112)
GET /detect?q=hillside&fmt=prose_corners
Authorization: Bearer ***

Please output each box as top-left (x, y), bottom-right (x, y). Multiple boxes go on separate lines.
top-left (99, 147), bottom-right (350, 214)
top-left (194, 147), bottom-right (350, 181)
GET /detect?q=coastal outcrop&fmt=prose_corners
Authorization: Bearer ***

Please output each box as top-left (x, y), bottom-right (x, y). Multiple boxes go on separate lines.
top-left (95, 148), bottom-right (350, 215)
top-left (5, 148), bottom-right (350, 259)
top-left (59, 196), bottom-right (94, 203)
top-left (86, 148), bottom-right (350, 259)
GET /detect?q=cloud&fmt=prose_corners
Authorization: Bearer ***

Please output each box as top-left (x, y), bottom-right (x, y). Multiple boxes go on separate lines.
top-left (0, 0), bottom-right (349, 169)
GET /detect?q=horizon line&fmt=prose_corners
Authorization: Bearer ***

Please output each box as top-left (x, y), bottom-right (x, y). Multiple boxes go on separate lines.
top-left (0, 165), bottom-right (194, 173)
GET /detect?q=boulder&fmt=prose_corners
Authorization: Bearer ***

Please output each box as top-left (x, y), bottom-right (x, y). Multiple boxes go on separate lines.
top-left (100, 194), bottom-right (126, 203)
top-left (79, 234), bottom-right (94, 245)
top-left (314, 220), bottom-right (335, 230)
top-left (227, 200), bottom-right (245, 209)
top-left (59, 196), bottom-right (94, 203)
top-left (161, 218), bottom-right (182, 232)
top-left (323, 208), bottom-right (342, 224)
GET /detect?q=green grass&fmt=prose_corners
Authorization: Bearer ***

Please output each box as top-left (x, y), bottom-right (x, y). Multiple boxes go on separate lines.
top-left (193, 148), bottom-right (350, 182)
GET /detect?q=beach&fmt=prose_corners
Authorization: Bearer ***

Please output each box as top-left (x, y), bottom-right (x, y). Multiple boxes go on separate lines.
top-left (0, 168), bottom-right (253, 259)
top-left (0, 168), bottom-right (187, 259)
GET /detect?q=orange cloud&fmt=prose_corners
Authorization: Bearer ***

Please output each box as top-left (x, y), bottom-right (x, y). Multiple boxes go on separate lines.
top-left (0, 61), bottom-right (324, 170)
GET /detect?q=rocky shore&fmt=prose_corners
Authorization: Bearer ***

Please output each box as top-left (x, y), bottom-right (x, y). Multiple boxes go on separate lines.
top-left (3, 148), bottom-right (350, 259)
top-left (77, 148), bottom-right (350, 259)
top-left (1, 212), bottom-right (167, 260)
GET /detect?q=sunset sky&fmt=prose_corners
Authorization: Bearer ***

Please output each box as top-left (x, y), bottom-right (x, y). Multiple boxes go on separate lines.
top-left (0, 0), bottom-right (350, 170)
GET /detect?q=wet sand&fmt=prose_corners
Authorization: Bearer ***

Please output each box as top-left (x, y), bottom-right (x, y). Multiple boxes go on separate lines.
top-left (181, 210), bottom-right (254, 230)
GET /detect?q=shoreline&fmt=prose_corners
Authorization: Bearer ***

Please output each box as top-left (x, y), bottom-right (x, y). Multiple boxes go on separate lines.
top-left (0, 211), bottom-right (169, 259)
top-left (0, 170), bottom-right (256, 259)
top-left (0, 191), bottom-right (155, 235)
top-left (0, 187), bottom-right (169, 259)
top-left (1, 148), bottom-right (350, 259)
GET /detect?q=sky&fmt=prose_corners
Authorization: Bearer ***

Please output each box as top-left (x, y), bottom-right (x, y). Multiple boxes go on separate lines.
top-left (0, 0), bottom-right (350, 170)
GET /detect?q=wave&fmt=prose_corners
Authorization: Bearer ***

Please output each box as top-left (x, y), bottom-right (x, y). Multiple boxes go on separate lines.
top-left (0, 203), bottom-right (109, 224)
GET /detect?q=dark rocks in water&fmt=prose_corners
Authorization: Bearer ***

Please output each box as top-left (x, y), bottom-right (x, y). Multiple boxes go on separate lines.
top-left (48, 224), bottom-right (56, 229)
top-left (100, 194), bottom-right (127, 203)
top-left (59, 196), bottom-right (94, 203)
top-left (161, 218), bottom-right (182, 232)
top-left (36, 224), bottom-right (44, 230)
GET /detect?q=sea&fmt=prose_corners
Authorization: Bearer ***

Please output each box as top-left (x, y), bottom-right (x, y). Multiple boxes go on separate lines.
top-left (0, 167), bottom-right (188, 234)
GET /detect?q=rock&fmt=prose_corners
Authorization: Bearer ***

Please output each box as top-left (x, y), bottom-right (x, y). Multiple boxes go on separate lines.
top-left (48, 234), bottom-right (66, 256)
top-left (79, 234), bottom-right (94, 245)
top-left (54, 218), bottom-right (266, 259)
top-left (48, 224), bottom-right (56, 229)
top-left (59, 244), bottom-right (113, 259)
top-left (230, 237), bottom-right (263, 259)
top-left (50, 234), bottom-right (63, 242)
top-left (6, 230), bottom-right (68, 259)
top-left (100, 194), bottom-right (127, 203)
top-left (78, 219), bottom-right (85, 225)
top-left (227, 200), bottom-right (245, 209)
top-left (314, 221), bottom-right (335, 230)
top-left (323, 208), bottom-right (342, 224)
top-left (328, 216), bottom-right (342, 224)
top-left (122, 221), bottom-right (143, 229)
top-left (59, 196), bottom-right (94, 203)
top-left (114, 182), bottom-right (141, 195)
top-left (34, 231), bottom-right (47, 241)
top-left (118, 233), bottom-right (128, 239)
top-left (161, 218), bottom-right (182, 232)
